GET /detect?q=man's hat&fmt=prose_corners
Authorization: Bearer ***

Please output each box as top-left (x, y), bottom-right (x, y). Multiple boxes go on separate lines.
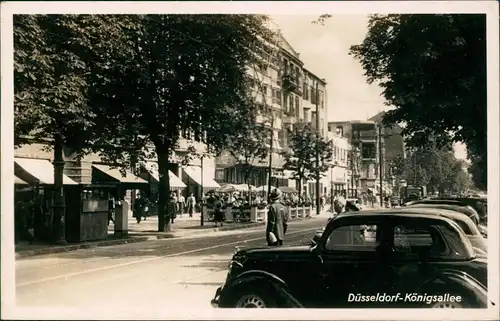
top-left (269, 188), bottom-right (282, 201)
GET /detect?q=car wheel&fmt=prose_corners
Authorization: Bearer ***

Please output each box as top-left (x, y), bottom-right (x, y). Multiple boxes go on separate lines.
top-left (427, 290), bottom-right (474, 309)
top-left (227, 285), bottom-right (277, 308)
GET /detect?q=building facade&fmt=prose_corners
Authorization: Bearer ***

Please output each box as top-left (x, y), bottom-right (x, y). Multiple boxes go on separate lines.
top-left (328, 120), bottom-right (379, 194)
top-left (326, 131), bottom-right (351, 196)
top-left (368, 111), bottom-right (406, 186)
top-left (215, 30), bottom-right (330, 196)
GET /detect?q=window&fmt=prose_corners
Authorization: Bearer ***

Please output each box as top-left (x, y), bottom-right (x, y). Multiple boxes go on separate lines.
top-left (263, 85), bottom-right (268, 97)
top-left (289, 93), bottom-right (294, 115)
top-left (282, 91), bottom-right (288, 110)
top-left (393, 223), bottom-right (449, 257)
top-left (325, 224), bottom-right (379, 251)
top-left (311, 85), bottom-right (317, 104)
top-left (295, 96), bottom-right (300, 117)
top-left (277, 89), bottom-right (282, 105)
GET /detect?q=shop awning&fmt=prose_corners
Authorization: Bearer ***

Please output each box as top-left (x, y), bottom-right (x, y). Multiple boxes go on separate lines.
top-left (15, 158), bottom-right (78, 185)
top-left (142, 161), bottom-right (186, 188)
top-left (92, 164), bottom-right (148, 184)
top-left (15, 176), bottom-right (29, 185)
top-left (183, 166), bottom-right (220, 188)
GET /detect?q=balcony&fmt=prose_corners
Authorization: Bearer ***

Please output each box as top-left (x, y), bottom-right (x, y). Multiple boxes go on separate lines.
top-left (281, 74), bottom-right (302, 96)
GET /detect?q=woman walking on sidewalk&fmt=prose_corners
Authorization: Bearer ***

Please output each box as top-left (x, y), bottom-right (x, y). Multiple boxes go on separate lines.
top-left (187, 193), bottom-right (196, 218)
top-left (169, 191), bottom-right (178, 224)
top-left (133, 193), bottom-right (145, 224)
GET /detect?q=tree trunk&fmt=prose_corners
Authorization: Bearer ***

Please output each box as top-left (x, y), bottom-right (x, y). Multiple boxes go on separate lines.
top-left (52, 132), bottom-right (67, 244)
top-left (157, 148), bottom-right (172, 232)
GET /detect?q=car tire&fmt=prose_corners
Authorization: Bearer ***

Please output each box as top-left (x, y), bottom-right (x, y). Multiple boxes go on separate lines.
top-left (225, 284), bottom-right (278, 308)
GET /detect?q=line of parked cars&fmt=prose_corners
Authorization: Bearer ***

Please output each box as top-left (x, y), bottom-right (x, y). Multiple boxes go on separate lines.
top-left (211, 197), bottom-right (490, 309)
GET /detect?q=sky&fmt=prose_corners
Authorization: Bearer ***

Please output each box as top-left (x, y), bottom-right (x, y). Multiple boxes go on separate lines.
top-left (270, 15), bottom-right (468, 161)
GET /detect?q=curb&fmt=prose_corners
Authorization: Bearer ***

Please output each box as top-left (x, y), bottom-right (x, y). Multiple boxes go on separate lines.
top-left (15, 234), bottom-right (176, 259)
top-left (15, 222), bottom-right (265, 259)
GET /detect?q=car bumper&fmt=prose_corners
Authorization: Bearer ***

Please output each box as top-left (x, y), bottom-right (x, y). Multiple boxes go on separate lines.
top-left (211, 286), bottom-right (222, 307)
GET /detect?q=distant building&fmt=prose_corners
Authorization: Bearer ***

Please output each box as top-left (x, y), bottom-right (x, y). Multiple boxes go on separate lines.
top-left (326, 131), bottom-right (351, 196)
top-left (328, 120), bottom-right (378, 193)
top-left (368, 111), bottom-right (406, 179)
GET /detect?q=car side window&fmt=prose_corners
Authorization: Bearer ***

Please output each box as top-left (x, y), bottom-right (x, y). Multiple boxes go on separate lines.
top-left (393, 224), bottom-right (449, 257)
top-left (325, 224), bottom-right (379, 252)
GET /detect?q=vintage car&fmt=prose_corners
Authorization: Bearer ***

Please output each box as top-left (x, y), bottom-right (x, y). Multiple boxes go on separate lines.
top-left (404, 201), bottom-right (481, 226)
top-left (211, 210), bottom-right (488, 309)
top-left (398, 207), bottom-right (487, 255)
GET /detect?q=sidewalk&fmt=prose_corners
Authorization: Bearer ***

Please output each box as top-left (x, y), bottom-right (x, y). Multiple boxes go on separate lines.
top-left (15, 211), bottom-right (311, 258)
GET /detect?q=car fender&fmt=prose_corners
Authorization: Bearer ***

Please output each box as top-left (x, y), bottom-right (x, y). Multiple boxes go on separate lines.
top-left (224, 270), bottom-right (303, 308)
top-left (417, 269), bottom-right (488, 308)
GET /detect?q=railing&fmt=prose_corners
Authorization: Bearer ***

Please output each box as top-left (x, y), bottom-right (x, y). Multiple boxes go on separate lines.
top-left (201, 205), bottom-right (312, 223)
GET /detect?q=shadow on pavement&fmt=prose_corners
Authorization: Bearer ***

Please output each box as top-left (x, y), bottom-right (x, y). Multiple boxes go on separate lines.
top-left (181, 258), bottom-right (229, 272)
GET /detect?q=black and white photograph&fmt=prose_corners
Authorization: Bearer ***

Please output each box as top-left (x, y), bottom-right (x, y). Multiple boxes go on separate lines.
top-left (1, 1), bottom-right (498, 320)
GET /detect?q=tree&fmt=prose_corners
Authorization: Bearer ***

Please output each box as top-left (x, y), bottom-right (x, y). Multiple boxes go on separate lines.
top-left (283, 122), bottom-right (333, 197)
top-left (88, 15), bottom-right (275, 232)
top-left (14, 15), bottom-right (100, 243)
top-left (347, 14), bottom-right (487, 188)
top-left (398, 145), bottom-right (472, 195)
top-left (223, 121), bottom-right (269, 201)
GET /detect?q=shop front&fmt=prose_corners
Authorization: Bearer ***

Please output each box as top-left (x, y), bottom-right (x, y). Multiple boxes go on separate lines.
top-left (14, 157), bottom-right (79, 243)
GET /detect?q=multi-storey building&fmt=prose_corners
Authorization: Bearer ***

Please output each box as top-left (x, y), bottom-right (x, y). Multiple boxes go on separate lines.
top-left (326, 131), bottom-right (351, 195)
top-left (328, 120), bottom-right (379, 193)
top-left (368, 111), bottom-right (406, 184)
top-left (215, 30), bottom-right (330, 195)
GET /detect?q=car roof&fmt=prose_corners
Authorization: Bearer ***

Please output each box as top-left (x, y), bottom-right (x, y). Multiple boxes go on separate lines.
top-left (335, 209), bottom-right (456, 221)
top-left (406, 203), bottom-right (473, 212)
top-left (398, 207), bottom-right (473, 222)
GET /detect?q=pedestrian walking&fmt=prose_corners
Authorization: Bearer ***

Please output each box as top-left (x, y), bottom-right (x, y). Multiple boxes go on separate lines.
top-left (133, 193), bottom-right (145, 224)
top-left (213, 196), bottom-right (224, 227)
top-left (142, 194), bottom-right (151, 221)
top-left (177, 192), bottom-right (186, 217)
top-left (108, 196), bottom-right (115, 225)
top-left (187, 193), bottom-right (196, 218)
top-left (169, 191), bottom-right (178, 224)
top-left (266, 188), bottom-right (288, 247)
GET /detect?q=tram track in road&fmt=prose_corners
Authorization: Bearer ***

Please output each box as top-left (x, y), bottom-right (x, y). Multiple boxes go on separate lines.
top-left (16, 225), bottom-right (321, 288)
top-left (16, 218), bottom-right (327, 274)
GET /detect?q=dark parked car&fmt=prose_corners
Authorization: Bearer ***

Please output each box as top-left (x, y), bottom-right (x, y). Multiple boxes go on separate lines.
top-left (404, 201), bottom-right (481, 226)
top-left (398, 207), bottom-right (487, 255)
top-left (212, 210), bottom-right (487, 309)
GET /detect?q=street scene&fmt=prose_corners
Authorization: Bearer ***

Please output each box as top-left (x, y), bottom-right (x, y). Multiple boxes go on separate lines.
top-left (4, 4), bottom-right (495, 317)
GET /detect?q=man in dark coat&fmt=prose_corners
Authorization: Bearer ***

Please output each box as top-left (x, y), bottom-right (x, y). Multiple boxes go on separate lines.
top-left (266, 188), bottom-right (288, 246)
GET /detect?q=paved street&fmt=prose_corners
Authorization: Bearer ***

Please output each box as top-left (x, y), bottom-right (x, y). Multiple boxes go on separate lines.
top-left (16, 217), bottom-right (328, 310)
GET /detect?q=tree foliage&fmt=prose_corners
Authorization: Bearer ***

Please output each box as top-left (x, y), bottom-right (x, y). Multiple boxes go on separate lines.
top-left (349, 14), bottom-right (487, 188)
top-left (14, 15), bottom-right (94, 150)
top-left (14, 14), bottom-right (274, 232)
top-left (283, 122), bottom-right (333, 196)
top-left (390, 145), bottom-right (472, 195)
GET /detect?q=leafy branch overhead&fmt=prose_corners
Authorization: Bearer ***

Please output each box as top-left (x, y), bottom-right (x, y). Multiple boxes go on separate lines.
top-left (349, 14), bottom-right (486, 188)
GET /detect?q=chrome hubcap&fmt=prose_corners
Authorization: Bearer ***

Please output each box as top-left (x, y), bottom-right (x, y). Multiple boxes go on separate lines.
top-left (236, 294), bottom-right (266, 308)
top-left (432, 301), bottom-right (463, 309)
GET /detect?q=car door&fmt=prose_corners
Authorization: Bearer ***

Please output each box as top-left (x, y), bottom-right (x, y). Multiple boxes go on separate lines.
top-left (317, 221), bottom-right (389, 308)
top-left (384, 218), bottom-right (448, 307)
